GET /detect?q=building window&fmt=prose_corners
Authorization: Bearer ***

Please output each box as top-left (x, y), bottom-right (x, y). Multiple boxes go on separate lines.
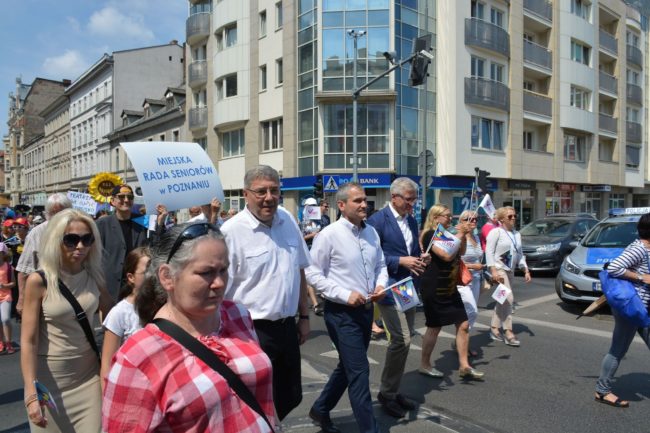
top-left (490, 62), bottom-right (505, 83)
top-left (570, 85), bottom-right (590, 110)
top-left (260, 65), bottom-right (267, 91)
top-left (275, 2), bottom-right (283, 29)
top-left (276, 58), bottom-right (283, 85)
top-left (523, 80), bottom-right (534, 91)
top-left (172, 130), bottom-right (180, 142)
top-left (159, 134), bottom-right (165, 141)
top-left (471, 116), bottom-right (504, 150)
top-left (260, 10), bottom-right (267, 37)
top-left (217, 74), bottom-right (238, 99)
top-left (626, 68), bottom-right (640, 85)
top-left (626, 107), bottom-right (640, 123)
top-left (216, 22), bottom-right (237, 50)
top-left (471, 56), bottom-right (485, 77)
top-left (564, 133), bottom-right (586, 162)
top-left (627, 31), bottom-right (639, 47)
top-left (222, 128), bottom-right (245, 158)
top-left (490, 7), bottom-right (504, 28)
top-left (262, 118), bottom-right (283, 151)
top-left (571, 40), bottom-right (590, 66)
top-left (609, 193), bottom-right (625, 209)
top-left (471, 0), bottom-right (484, 19)
top-left (195, 137), bottom-right (207, 150)
top-left (523, 131), bottom-right (533, 150)
top-left (599, 140), bottom-right (614, 162)
top-left (626, 145), bottom-right (640, 168)
top-left (571, 0), bottom-right (591, 21)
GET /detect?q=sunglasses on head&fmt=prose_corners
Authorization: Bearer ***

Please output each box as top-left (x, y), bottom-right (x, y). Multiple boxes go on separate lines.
top-left (62, 233), bottom-right (95, 248)
top-left (167, 223), bottom-right (220, 263)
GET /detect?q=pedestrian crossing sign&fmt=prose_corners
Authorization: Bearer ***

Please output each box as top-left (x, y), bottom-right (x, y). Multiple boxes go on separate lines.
top-left (324, 175), bottom-right (339, 192)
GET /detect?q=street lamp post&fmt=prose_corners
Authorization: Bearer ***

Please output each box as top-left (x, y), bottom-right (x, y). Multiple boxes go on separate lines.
top-left (348, 29), bottom-right (366, 183)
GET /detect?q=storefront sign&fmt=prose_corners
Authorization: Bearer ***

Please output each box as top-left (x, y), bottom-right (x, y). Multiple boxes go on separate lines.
top-left (555, 183), bottom-right (576, 192)
top-left (508, 180), bottom-right (536, 190)
top-left (582, 185), bottom-right (611, 192)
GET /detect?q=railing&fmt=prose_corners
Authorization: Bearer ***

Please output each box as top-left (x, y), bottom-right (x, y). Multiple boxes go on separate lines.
top-left (188, 60), bottom-right (208, 88)
top-left (523, 40), bottom-right (552, 71)
top-left (626, 121), bottom-right (642, 142)
top-left (523, 90), bottom-right (551, 117)
top-left (599, 29), bottom-right (618, 55)
top-left (465, 18), bottom-right (510, 58)
top-left (523, 0), bottom-right (552, 22)
top-left (599, 71), bottom-right (617, 94)
top-left (464, 77), bottom-right (510, 112)
top-left (626, 83), bottom-right (643, 105)
top-left (626, 44), bottom-right (643, 68)
top-left (188, 107), bottom-right (208, 130)
top-left (598, 113), bottom-right (617, 133)
top-left (186, 13), bottom-right (210, 44)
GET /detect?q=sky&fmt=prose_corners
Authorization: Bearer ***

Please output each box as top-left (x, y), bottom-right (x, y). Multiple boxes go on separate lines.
top-left (0, 0), bottom-right (187, 138)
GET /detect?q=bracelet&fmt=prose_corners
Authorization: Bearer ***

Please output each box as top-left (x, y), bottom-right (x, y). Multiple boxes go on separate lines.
top-left (24, 394), bottom-right (39, 408)
top-left (298, 315), bottom-right (310, 320)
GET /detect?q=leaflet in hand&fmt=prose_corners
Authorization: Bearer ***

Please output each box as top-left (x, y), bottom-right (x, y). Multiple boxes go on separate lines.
top-left (35, 380), bottom-right (58, 413)
top-left (491, 283), bottom-right (511, 305)
top-left (426, 223), bottom-right (461, 256)
top-left (376, 277), bottom-right (419, 312)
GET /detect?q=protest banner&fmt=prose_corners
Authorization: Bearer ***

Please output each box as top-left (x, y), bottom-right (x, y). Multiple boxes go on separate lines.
top-left (67, 191), bottom-right (98, 216)
top-left (120, 142), bottom-right (224, 213)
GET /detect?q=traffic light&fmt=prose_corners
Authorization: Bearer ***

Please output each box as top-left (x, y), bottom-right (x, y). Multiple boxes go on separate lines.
top-left (477, 170), bottom-right (491, 193)
top-left (408, 34), bottom-right (433, 87)
top-left (313, 175), bottom-right (324, 199)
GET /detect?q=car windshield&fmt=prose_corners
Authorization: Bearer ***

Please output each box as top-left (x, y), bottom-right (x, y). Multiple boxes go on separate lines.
top-left (581, 222), bottom-right (638, 247)
top-left (520, 219), bottom-right (572, 237)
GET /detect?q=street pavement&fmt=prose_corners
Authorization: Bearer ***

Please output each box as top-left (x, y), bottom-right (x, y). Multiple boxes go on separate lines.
top-left (1, 275), bottom-right (649, 433)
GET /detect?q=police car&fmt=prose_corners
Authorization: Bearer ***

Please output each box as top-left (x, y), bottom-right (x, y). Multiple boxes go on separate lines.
top-left (555, 207), bottom-right (649, 303)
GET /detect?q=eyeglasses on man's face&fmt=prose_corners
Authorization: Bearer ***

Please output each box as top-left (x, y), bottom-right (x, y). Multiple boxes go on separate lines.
top-left (245, 187), bottom-right (281, 199)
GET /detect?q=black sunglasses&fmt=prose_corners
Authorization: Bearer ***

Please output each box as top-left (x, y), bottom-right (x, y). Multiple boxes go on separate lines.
top-left (167, 223), bottom-right (220, 263)
top-left (62, 233), bottom-right (95, 248)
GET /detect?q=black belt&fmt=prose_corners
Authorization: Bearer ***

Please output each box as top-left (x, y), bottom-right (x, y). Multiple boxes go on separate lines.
top-left (254, 316), bottom-right (295, 326)
top-left (325, 300), bottom-right (373, 310)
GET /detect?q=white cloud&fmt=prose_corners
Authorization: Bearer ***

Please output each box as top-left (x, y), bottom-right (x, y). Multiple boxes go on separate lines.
top-left (42, 50), bottom-right (88, 80)
top-left (66, 16), bottom-right (81, 33)
top-left (87, 6), bottom-right (155, 42)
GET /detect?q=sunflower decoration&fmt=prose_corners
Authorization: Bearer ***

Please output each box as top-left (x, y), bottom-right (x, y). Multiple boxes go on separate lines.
top-left (88, 172), bottom-right (124, 204)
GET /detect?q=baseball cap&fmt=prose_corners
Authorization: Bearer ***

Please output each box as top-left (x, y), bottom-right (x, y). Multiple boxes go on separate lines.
top-left (2, 219), bottom-right (14, 228)
top-left (304, 198), bottom-right (318, 206)
top-left (14, 217), bottom-right (29, 227)
top-left (111, 184), bottom-right (134, 196)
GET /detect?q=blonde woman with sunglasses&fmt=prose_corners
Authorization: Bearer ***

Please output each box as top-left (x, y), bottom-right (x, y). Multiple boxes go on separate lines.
top-left (485, 206), bottom-right (532, 347)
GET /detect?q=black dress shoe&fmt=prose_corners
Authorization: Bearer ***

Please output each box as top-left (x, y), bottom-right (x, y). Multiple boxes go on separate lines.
top-left (377, 393), bottom-right (406, 418)
top-left (309, 408), bottom-right (341, 433)
top-left (395, 393), bottom-right (417, 411)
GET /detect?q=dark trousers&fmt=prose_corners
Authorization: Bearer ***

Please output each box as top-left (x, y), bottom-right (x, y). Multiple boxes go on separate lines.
top-left (312, 301), bottom-right (378, 433)
top-left (254, 317), bottom-right (302, 420)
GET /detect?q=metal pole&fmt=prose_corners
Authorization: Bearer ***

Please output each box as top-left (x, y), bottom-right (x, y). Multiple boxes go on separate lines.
top-left (350, 30), bottom-right (364, 183)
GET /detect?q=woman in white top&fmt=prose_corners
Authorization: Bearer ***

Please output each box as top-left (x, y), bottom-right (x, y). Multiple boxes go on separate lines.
top-left (485, 207), bottom-right (532, 346)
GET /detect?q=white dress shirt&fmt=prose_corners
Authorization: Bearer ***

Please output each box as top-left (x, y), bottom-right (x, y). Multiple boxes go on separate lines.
top-left (306, 217), bottom-right (388, 305)
top-left (221, 206), bottom-right (311, 320)
top-left (388, 203), bottom-right (412, 255)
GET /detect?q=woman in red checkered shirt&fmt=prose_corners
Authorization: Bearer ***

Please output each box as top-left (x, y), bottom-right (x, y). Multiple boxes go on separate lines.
top-left (102, 223), bottom-right (278, 433)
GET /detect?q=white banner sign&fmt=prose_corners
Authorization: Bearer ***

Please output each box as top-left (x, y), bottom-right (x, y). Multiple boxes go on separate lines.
top-left (67, 191), bottom-right (98, 216)
top-left (479, 193), bottom-right (496, 219)
top-left (120, 141), bottom-right (224, 213)
top-left (304, 205), bottom-right (322, 220)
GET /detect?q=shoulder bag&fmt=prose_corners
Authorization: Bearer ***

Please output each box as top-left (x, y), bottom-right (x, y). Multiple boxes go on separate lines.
top-left (37, 271), bottom-right (100, 361)
top-left (153, 318), bottom-right (275, 433)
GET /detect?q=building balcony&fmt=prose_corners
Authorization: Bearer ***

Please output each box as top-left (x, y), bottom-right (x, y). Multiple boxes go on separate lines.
top-left (626, 83), bottom-right (643, 105)
top-left (465, 18), bottom-right (510, 58)
top-left (626, 44), bottom-right (643, 68)
top-left (464, 77), bottom-right (510, 112)
top-left (523, 40), bottom-right (552, 72)
top-left (523, 0), bottom-right (552, 23)
top-left (186, 13), bottom-right (210, 45)
top-left (599, 71), bottom-right (617, 95)
top-left (188, 60), bottom-right (208, 89)
top-left (188, 107), bottom-right (208, 131)
top-left (626, 121), bottom-right (642, 142)
top-left (523, 90), bottom-right (551, 117)
top-left (599, 113), bottom-right (617, 133)
top-left (599, 29), bottom-right (618, 56)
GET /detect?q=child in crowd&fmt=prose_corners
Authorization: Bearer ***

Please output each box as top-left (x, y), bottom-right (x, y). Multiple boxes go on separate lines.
top-left (100, 247), bottom-right (151, 385)
top-left (0, 243), bottom-right (15, 354)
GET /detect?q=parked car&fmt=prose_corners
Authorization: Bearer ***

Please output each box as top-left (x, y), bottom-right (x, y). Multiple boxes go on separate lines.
top-left (555, 208), bottom-right (648, 304)
top-left (520, 213), bottom-right (598, 274)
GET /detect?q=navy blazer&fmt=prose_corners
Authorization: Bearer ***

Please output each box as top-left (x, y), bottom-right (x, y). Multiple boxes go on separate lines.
top-left (367, 206), bottom-right (421, 305)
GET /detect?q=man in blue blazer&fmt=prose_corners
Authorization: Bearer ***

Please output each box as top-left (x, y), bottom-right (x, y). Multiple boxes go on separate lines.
top-left (367, 177), bottom-right (425, 418)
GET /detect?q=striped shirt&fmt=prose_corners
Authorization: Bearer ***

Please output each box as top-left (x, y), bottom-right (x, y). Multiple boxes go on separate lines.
top-left (607, 239), bottom-right (650, 308)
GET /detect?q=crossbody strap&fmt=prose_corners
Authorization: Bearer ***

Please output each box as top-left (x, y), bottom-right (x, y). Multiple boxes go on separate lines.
top-left (37, 271), bottom-right (100, 361)
top-left (153, 318), bottom-right (275, 433)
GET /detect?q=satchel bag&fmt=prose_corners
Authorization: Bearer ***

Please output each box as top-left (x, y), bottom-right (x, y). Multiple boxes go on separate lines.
top-left (598, 270), bottom-right (650, 328)
top-left (458, 260), bottom-right (473, 286)
top-left (153, 318), bottom-right (275, 432)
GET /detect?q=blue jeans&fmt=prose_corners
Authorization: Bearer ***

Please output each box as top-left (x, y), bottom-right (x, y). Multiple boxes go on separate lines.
top-left (312, 301), bottom-right (378, 433)
top-left (596, 311), bottom-right (650, 395)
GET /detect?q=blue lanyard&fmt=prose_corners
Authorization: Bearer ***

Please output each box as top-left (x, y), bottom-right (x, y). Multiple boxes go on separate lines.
top-left (502, 229), bottom-right (521, 255)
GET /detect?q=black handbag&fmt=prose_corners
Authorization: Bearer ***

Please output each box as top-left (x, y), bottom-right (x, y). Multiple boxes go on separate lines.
top-left (153, 318), bottom-right (275, 432)
top-left (37, 271), bottom-right (100, 361)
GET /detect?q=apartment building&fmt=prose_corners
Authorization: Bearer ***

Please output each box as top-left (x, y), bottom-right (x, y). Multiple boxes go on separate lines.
top-left (65, 43), bottom-right (184, 192)
top-left (187, 0), bottom-right (647, 222)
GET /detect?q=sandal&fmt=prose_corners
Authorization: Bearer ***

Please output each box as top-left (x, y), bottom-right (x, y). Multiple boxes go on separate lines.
top-left (595, 392), bottom-right (629, 408)
top-left (313, 303), bottom-right (324, 316)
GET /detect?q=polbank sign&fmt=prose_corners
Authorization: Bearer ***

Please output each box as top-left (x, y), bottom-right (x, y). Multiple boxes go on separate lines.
top-left (281, 173), bottom-right (393, 191)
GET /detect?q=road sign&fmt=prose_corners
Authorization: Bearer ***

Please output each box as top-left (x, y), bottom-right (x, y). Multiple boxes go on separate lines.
top-left (324, 175), bottom-right (339, 192)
